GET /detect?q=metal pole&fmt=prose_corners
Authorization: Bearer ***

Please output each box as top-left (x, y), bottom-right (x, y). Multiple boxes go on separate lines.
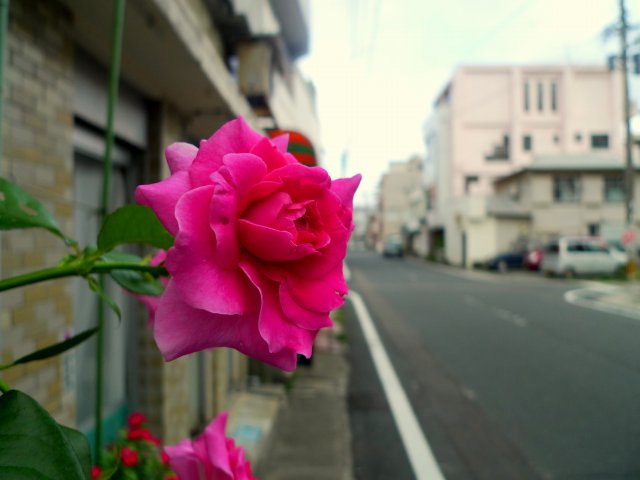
top-left (619, 0), bottom-right (636, 279)
top-left (96, 0), bottom-right (125, 455)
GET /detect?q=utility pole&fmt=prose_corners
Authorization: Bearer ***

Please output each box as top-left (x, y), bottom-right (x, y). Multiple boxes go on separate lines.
top-left (619, 0), bottom-right (637, 278)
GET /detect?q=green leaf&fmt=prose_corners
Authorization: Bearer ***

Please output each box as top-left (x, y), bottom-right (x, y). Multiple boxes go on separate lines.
top-left (87, 277), bottom-right (122, 322)
top-left (0, 390), bottom-right (91, 479)
top-left (110, 269), bottom-right (165, 296)
top-left (0, 327), bottom-right (98, 371)
top-left (0, 177), bottom-right (76, 245)
top-left (60, 426), bottom-right (92, 479)
top-left (97, 204), bottom-right (174, 253)
top-left (102, 251), bottom-right (165, 296)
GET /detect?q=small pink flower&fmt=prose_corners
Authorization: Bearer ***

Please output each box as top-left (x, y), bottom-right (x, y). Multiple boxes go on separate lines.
top-left (164, 412), bottom-right (255, 480)
top-left (120, 447), bottom-right (139, 467)
top-left (136, 117), bottom-right (361, 371)
top-left (127, 411), bottom-right (147, 428)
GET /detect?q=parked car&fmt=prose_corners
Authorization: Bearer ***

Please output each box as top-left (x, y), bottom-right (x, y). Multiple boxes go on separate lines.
top-left (606, 240), bottom-right (629, 266)
top-left (382, 235), bottom-right (404, 258)
top-left (484, 251), bottom-right (526, 272)
top-left (541, 236), bottom-right (625, 278)
top-left (523, 248), bottom-right (544, 271)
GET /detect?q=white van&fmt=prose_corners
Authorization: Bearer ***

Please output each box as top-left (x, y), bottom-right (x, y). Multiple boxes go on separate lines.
top-left (541, 236), bottom-right (625, 277)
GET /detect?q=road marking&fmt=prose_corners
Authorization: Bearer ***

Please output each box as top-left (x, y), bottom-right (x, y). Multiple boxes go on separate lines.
top-left (464, 295), bottom-right (528, 328)
top-left (493, 308), bottom-right (528, 328)
top-left (349, 290), bottom-right (446, 480)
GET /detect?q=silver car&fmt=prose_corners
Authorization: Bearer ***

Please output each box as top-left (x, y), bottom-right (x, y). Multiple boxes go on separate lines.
top-left (541, 236), bottom-right (625, 278)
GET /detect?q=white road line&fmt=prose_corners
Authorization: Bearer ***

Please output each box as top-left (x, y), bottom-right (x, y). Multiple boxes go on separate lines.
top-left (348, 290), bottom-right (446, 480)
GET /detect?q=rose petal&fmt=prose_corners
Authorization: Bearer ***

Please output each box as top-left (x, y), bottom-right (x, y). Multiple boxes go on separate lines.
top-left (331, 174), bottom-right (362, 211)
top-left (166, 142), bottom-right (198, 173)
top-left (164, 440), bottom-right (201, 480)
top-left (237, 219), bottom-right (316, 262)
top-left (170, 186), bottom-right (254, 315)
top-left (264, 163), bottom-right (331, 189)
top-left (154, 281), bottom-right (297, 370)
top-left (201, 412), bottom-right (232, 477)
top-left (221, 153), bottom-right (267, 192)
top-left (279, 284), bottom-right (333, 330)
top-left (269, 133), bottom-right (289, 153)
top-left (285, 265), bottom-right (348, 313)
top-left (250, 138), bottom-right (290, 171)
top-left (135, 171), bottom-right (191, 235)
top-left (240, 259), bottom-right (315, 357)
top-left (190, 117), bottom-right (263, 187)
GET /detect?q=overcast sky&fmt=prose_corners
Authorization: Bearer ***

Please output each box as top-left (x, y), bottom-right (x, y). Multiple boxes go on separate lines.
top-left (298, 0), bottom-right (640, 207)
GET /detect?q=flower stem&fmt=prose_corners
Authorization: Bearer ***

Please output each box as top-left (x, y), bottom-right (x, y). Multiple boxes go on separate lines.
top-left (0, 262), bottom-right (166, 292)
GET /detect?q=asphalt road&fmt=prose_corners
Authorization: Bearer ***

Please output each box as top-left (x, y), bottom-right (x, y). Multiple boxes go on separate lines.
top-left (345, 251), bottom-right (640, 480)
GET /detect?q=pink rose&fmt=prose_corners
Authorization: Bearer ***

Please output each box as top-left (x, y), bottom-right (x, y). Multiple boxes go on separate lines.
top-left (136, 117), bottom-right (360, 371)
top-left (164, 411), bottom-right (255, 480)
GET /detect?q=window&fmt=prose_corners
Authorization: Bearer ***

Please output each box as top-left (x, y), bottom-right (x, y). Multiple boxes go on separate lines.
top-left (485, 134), bottom-right (510, 161)
top-left (523, 135), bottom-right (532, 151)
top-left (537, 81), bottom-right (544, 111)
top-left (591, 134), bottom-right (609, 149)
top-left (553, 176), bottom-right (581, 203)
top-left (604, 175), bottom-right (625, 202)
top-left (588, 223), bottom-right (600, 236)
top-left (464, 175), bottom-right (479, 194)
top-left (551, 80), bottom-right (557, 111)
top-left (524, 81), bottom-right (530, 112)
top-left (553, 134), bottom-right (559, 144)
top-left (575, 132), bottom-right (582, 142)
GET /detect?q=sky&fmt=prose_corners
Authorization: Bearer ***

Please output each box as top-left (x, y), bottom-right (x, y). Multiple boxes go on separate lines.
top-left (298, 0), bottom-right (640, 208)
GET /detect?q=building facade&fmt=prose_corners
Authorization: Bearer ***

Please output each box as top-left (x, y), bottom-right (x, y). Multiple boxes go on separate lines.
top-left (0, 0), bottom-right (318, 450)
top-left (425, 65), bottom-right (625, 267)
top-left (377, 155), bottom-right (425, 253)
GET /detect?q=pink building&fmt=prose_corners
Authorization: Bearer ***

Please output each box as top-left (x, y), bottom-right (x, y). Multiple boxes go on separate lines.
top-left (425, 65), bottom-right (626, 267)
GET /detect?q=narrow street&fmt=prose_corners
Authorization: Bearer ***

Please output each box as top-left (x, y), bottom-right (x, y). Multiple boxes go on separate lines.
top-left (345, 251), bottom-right (640, 480)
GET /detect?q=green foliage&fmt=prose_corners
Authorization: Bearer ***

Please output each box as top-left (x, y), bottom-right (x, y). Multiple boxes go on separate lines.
top-left (87, 276), bottom-right (122, 321)
top-left (103, 252), bottom-right (165, 296)
top-left (0, 390), bottom-right (91, 479)
top-left (0, 177), bottom-right (76, 245)
top-left (0, 327), bottom-right (99, 371)
top-left (98, 205), bottom-right (174, 253)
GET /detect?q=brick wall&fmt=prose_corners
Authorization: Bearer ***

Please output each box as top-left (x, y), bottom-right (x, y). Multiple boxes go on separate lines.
top-left (0, 0), bottom-right (75, 426)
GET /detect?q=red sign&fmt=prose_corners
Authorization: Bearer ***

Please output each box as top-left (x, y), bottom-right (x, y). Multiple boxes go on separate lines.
top-left (622, 229), bottom-right (636, 246)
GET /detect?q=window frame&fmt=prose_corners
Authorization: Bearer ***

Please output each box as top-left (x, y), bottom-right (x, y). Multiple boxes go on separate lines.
top-left (537, 81), bottom-right (544, 111)
top-left (553, 175), bottom-right (581, 203)
top-left (603, 174), bottom-right (625, 203)
top-left (591, 134), bottom-right (609, 149)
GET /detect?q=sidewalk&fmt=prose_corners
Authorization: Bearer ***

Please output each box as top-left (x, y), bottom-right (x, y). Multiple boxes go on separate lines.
top-left (227, 324), bottom-right (353, 480)
top-left (566, 281), bottom-right (640, 319)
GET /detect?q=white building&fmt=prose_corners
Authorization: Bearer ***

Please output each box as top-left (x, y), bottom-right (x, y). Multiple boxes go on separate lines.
top-left (425, 65), bottom-right (625, 267)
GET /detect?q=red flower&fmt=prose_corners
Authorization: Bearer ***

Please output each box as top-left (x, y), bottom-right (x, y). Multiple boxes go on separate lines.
top-left (161, 450), bottom-right (171, 465)
top-left (127, 427), bottom-right (153, 441)
top-left (127, 412), bottom-right (147, 428)
top-left (91, 465), bottom-right (101, 479)
top-left (120, 447), bottom-right (139, 467)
